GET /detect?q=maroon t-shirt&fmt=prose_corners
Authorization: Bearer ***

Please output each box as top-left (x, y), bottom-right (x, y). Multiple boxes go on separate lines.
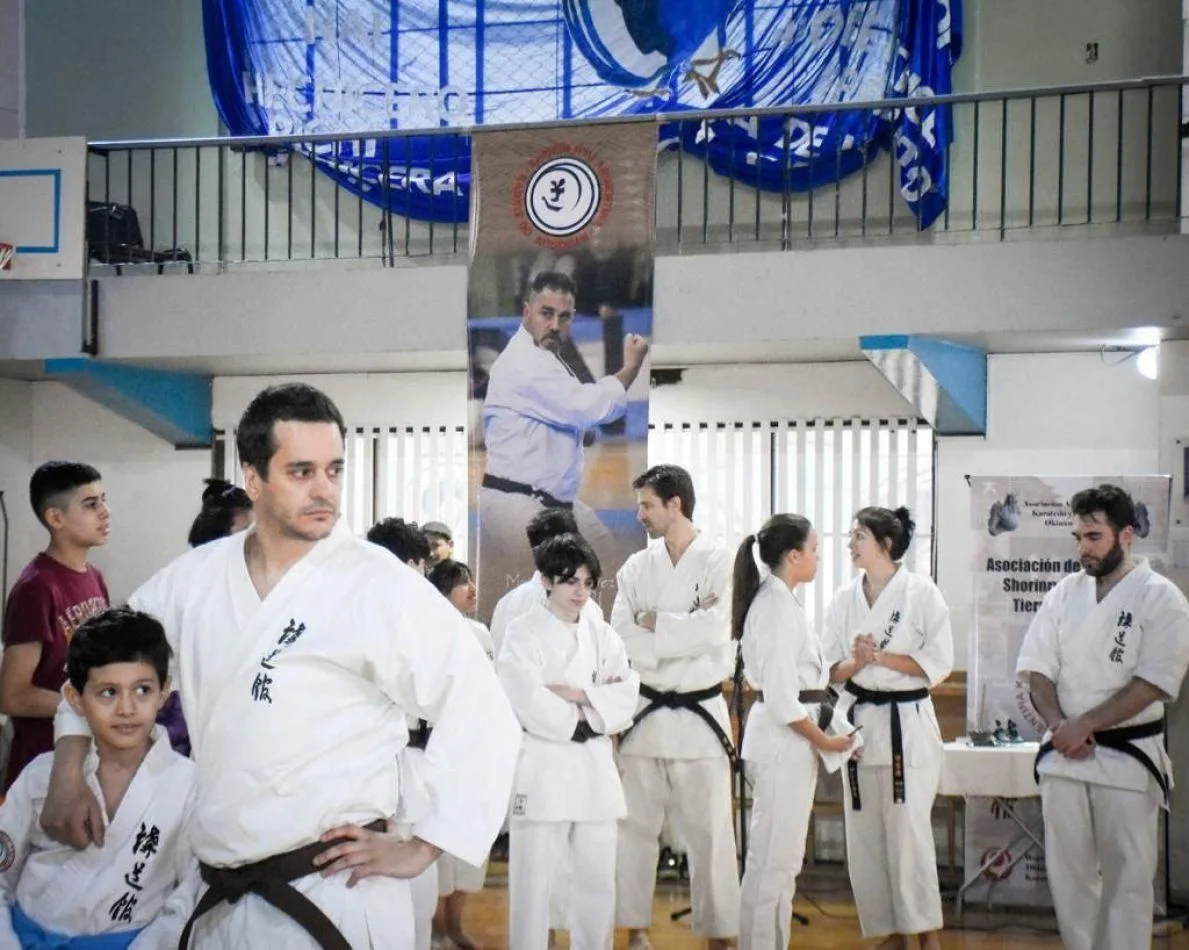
top-left (2, 553), bottom-right (109, 789)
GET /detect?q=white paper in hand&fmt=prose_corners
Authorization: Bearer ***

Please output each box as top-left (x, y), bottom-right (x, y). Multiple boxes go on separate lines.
top-left (817, 717), bottom-right (864, 774)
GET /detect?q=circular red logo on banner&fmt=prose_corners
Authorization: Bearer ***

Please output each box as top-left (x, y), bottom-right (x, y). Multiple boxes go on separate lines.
top-left (513, 143), bottom-right (614, 249)
top-left (979, 847), bottom-right (1013, 881)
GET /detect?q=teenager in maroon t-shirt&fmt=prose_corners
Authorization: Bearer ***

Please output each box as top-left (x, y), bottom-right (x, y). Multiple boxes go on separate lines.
top-left (1, 461), bottom-right (110, 789)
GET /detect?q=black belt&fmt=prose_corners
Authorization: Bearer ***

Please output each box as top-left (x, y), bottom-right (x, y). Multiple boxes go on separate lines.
top-left (482, 474), bottom-right (573, 510)
top-left (844, 681), bottom-right (930, 811)
top-left (178, 818), bottom-right (388, 950)
top-left (619, 683), bottom-right (735, 762)
top-left (754, 688), bottom-right (837, 732)
top-left (571, 720), bottom-right (600, 742)
top-left (407, 719), bottom-right (431, 750)
top-left (1035, 719), bottom-right (1168, 801)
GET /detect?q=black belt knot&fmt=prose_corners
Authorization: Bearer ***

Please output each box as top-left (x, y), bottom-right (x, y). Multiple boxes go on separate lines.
top-left (619, 682), bottom-right (735, 762)
top-left (178, 818), bottom-right (387, 950)
top-left (407, 719), bottom-right (431, 750)
top-left (844, 681), bottom-right (930, 811)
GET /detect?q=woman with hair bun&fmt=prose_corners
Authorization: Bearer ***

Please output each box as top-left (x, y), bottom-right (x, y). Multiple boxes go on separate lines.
top-left (822, 506), bottom-right (953, 950)
top-left (186, 478), bottom-right (253, 548)
top-left (732, 514), bottom-right (856, 950)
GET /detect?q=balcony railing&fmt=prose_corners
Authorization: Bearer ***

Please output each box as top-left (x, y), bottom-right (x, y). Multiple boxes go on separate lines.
top-left (84, 75), bottom-right (1188, 274)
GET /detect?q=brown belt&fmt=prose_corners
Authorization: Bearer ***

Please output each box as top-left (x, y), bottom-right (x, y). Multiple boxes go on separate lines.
top-left (755, 689), bottom-right (836, 731)
top-left (178, 818), bottom-right (387, 950)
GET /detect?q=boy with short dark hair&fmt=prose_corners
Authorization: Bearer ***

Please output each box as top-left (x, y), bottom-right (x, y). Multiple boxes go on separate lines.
top-left (498, 534), bottom-right (639, 950)
top-left (0, 462), bottom-right (111, 789)
top-left (0, 608), bottom-right (198, 949)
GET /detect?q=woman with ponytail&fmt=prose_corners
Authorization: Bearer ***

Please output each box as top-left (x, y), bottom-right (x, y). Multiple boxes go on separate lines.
top-left (186, 478), bottom-right (253, 548)
top-left (821, 507), bottom-right (953, 950)
top-left (733, 515), bottom-right (856, 950)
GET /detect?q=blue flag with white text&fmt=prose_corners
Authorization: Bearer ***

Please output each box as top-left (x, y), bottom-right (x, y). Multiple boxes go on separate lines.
top-left (203, 0), bottom-right (961, 228)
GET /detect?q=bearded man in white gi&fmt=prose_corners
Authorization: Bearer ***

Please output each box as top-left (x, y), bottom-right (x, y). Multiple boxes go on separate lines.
top-left (611, 465), bottom-right (739, 950)
top-left (1017, 483), bottom-right (1189, 950)
top-left (39, 383), bottom-right (522, 950)
top-left (477, 269), bottom-right (649, 620)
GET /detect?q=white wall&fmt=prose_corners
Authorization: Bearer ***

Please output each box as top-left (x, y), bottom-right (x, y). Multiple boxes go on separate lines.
top-left (0, 378), bottom-right (35, 596)
top-left (936, 351), bottom-right (1162, 669)
top-left (7, 232), bottom-right (1186, 366)
top-left (212, 372), bottom-right (467, 430)
top-left (960, 0), bottom-right (1182, 89)
top-left (0, 382), bottom-right (211, 605)
top-left (25, 0), bottom-right (218, 140)
top-left (649, 362), bottom-right (912, 423)
top-left (0, 0), bottom-right (22, 138)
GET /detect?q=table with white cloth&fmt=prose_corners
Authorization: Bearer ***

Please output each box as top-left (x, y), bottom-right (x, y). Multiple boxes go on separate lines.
top-left (939, 739), bottom-right (1042, 915)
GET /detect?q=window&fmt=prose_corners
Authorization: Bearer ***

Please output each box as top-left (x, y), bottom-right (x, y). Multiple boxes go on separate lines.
top-left (213, 425), bottom-right (470, 561)
top-left (647, 418), bottom-right (934, 627)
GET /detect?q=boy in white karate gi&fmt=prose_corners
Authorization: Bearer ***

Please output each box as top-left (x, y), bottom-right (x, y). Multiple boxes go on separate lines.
top-left (498, 534), bottom-right (640, 950)
top-left (1017, 484), bottom-right (1189, 950)
top-left (0, 608), bottom-right (198, 949)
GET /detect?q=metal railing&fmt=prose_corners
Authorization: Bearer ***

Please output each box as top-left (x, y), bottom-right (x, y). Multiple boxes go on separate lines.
top-left (84, 75), bottom-right (1188, 273)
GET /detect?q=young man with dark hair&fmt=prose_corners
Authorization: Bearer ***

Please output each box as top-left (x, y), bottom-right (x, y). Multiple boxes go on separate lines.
top-left (42, 382), bottom-right (521, 949)
top-left (1017, 483), bottom-right (1189, 950)
top-left (498, 533), bottom-right (639, 950)
top-left (366, 518), bottom-right (432, 574)
top-left (0, 607), bottom-right (198, 947)
top-left (477, 270), bottom-right (651, 619)
top-left (489, 508), bottom-right (603, 659)
top-left (612, 464), bottom-right (740, 950)
top-left (0, 462), bottom-right (110, 790)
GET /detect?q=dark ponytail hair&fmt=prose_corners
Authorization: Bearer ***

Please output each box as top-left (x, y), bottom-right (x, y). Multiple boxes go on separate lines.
top-left (187, 479), bottom-right (253, 548)
top-left (854, 505), bottom-right (916, 562)
top-left (731, 514), bottom-right (814, 639)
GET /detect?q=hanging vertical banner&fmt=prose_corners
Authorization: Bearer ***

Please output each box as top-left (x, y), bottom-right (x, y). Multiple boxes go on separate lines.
top-left (468, 121), bottom-right (655, 622)
top-left (964, 474), bottom-right (1172, 907)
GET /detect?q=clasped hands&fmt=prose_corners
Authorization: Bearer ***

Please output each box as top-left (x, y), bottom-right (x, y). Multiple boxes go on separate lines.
top-left (852, 633), bottom-right (880, 668)
top-left (1049, 716), bottom-right (1096, 760)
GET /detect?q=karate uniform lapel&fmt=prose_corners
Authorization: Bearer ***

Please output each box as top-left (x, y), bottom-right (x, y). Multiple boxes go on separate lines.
top-left (225, 519), bottom-right (351, 684)
top-left (32, 736), bottom-right (172, 913)
top-left (859, 568), bottom-right (910, 648)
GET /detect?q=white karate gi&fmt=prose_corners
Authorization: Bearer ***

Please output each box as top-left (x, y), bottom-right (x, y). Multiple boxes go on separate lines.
top-left (436, 618), bottom-right (495, 899)
top-left (738, 576), bottom-right (826, 950)
top-left (478, 325), bottom-right (628, 619)
top-left (1016, 559), bottom-right (1189, 950)
top-left (498, 601), bottom-right (640, 950)
top-left (491, 573), bottom-right (604, 660)
top-left (491, 578), bottom-right (598, 931)
top-left (0, 733), bottom-right (199, 950)
top-left (55, 521), bottom-right (522, 949)
top-left (821, 568), bottom-right (953, 939)
top-left (611, 535), bottom-right (740, 938)
top-left (398, 738), bottom-right (438, 950)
